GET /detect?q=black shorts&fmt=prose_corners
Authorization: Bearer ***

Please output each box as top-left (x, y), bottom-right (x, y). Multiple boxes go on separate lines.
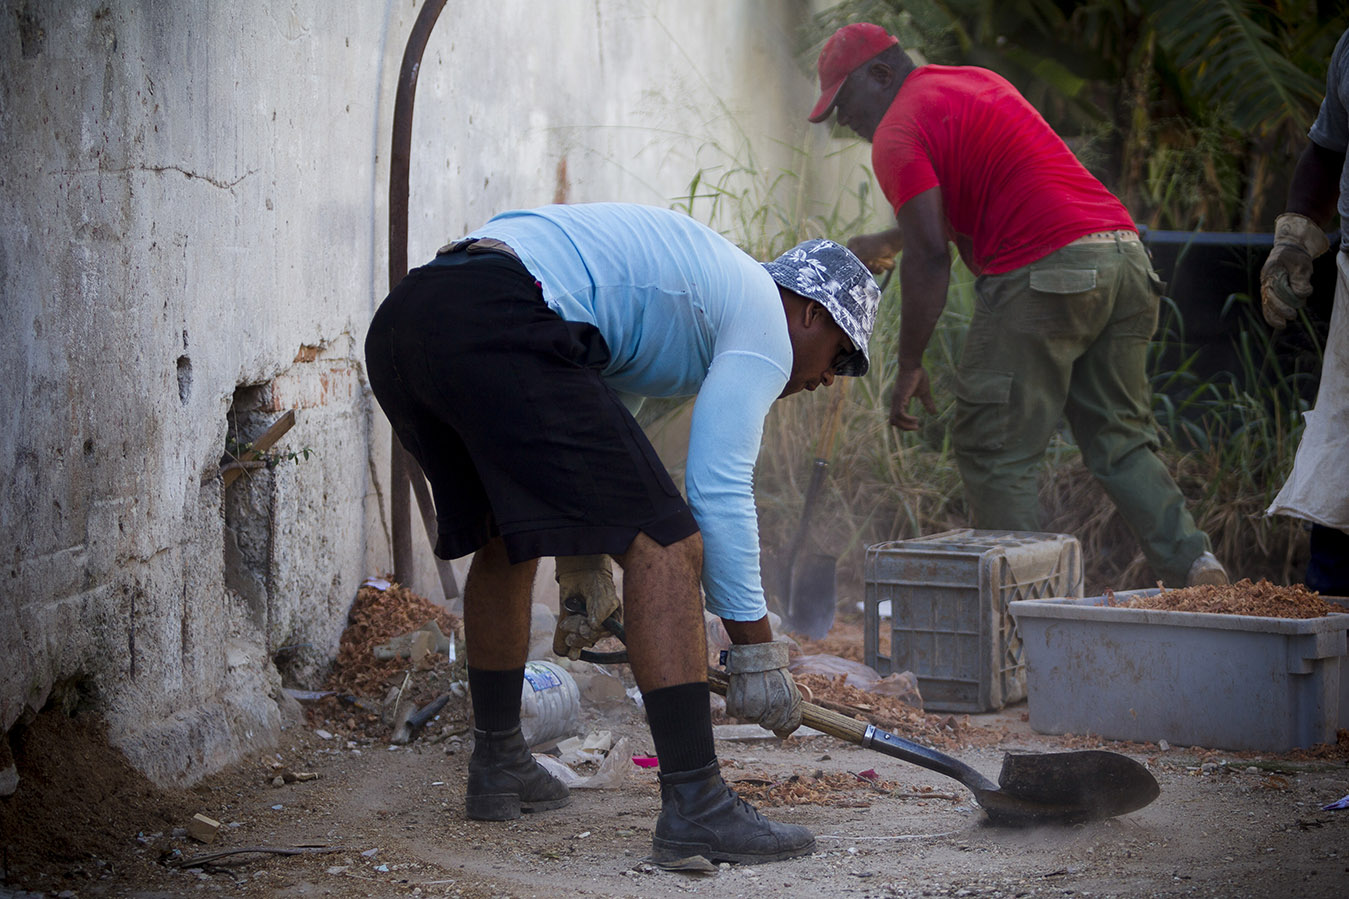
top-left (364, 250), bottom-right (697, 564)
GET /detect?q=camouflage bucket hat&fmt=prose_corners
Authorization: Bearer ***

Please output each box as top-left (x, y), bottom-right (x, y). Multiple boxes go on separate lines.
top-left (762, 238), bottom-right (880, 377)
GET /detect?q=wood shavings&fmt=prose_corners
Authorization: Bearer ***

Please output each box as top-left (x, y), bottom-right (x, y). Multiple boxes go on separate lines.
top-left (1108, 578), bottom-right (1341, 619)
top-left (325, 582), bottom-right (462, 698)
top-left (732, 770), bottom-right (902, 807)
top-left (792, 675), bottom-right (1004, 750)
top-left (311, 582), bottom-right (467, 739)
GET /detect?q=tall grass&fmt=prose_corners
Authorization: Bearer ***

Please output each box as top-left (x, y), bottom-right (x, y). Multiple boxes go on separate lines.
top-left (659, 152), bottom-right (1318, 611)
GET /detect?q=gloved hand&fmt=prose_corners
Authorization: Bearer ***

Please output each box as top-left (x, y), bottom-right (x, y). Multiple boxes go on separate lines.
top-left (552, 555), bottom-right (620, 660)
top-left (723, 641), bottom-right (802, 737)
top-left (1260, 213), bottom-right (1329, 329)
top-left (846, 231), bottom-right (900, 274)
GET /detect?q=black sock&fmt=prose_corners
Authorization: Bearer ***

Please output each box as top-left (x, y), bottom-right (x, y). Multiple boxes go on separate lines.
top-left (643, 681), bottom-right (716, 774)
top-left (467, 666), bottom-right (524, 733)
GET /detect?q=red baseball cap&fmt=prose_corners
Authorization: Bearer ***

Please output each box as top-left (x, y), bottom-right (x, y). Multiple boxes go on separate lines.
top-left (808, 23), bottom-right (899, 123)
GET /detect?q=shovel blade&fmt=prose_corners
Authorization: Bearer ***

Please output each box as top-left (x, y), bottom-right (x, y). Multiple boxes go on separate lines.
top-left (782, 552), bottom-right (837, 640)
top-left (982, 750), bottom-right (1160, 826)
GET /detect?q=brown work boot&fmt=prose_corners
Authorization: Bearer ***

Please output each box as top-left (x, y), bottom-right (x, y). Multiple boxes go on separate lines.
top-left (652, 761), bottom-right (815, 864)
top-left (465, 726), bottom-right (570, 821)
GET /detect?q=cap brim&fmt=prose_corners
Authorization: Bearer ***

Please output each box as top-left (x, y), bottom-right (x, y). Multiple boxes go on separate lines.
top-left (808, 81), bottom-right (843, 123)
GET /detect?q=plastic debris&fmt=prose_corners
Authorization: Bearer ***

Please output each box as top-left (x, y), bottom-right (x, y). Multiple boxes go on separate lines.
top-left (533, 736), bottom-right (633, 789)
top-left (284, 688), bottom-right (336, 702)
top-left (373, 620), bottom-right (455, 662)
top-left (650, 854), bottom-right (718, 874)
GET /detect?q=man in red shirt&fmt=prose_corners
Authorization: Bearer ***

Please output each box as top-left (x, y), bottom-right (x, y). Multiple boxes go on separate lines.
top-left (809, 23), bottom-right (1227, 587)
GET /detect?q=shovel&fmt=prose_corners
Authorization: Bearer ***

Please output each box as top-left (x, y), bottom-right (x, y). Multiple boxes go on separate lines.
top-left (778, 379), bottom-right (848, 640)
top-left (576, 611), bottom-right (1160, 827)
top-left (704, 668), bottom-right (1159, 826)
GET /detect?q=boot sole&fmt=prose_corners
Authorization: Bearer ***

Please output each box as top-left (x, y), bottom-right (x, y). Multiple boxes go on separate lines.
top-left (467, 793), bottom-right (572, 821)
top-left (651, 836), bottom-right (816, 865)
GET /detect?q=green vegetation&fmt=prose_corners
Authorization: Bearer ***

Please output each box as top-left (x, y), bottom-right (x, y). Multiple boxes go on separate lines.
top-left (655, 0), bottom-right (1346, 601)
top-left (805, 0), bottom-right (1347, 231)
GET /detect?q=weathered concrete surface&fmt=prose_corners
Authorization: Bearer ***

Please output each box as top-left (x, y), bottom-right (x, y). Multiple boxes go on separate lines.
top-left (0, 1), bottom-right (876, 784)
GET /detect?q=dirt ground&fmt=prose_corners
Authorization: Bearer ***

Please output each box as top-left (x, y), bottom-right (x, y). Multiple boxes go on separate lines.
top-left (3, 613), bottom-right (1348, 899)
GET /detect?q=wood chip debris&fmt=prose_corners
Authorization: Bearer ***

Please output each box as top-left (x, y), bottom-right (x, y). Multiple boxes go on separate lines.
top-left (1108, 578), bottom-right (1342, 619)
top-left (792, 674), bottom-right (1004, 750)
top-left (732, 769), bottom-right (953, 808)
top-left (311, 582), bottom-right (468, 739)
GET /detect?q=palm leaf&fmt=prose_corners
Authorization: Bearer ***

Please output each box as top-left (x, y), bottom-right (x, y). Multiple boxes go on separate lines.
top-left (1150, 0), bottom-right (1325, 137)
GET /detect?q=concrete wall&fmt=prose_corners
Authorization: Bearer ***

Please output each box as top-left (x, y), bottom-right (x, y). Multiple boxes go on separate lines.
top-left (0, 0), bottom-right (876, 784)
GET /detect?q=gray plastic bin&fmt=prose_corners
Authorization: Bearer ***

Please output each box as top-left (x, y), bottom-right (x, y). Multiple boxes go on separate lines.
top-left (1010, 591), bottom-right (1349, 752)
top-left (864, 530), bottom-right (1083, 713)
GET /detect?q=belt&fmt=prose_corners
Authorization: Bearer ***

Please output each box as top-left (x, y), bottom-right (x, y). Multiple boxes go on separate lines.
top-left (435, 236), bottom-right (520, 261)
top-left (1072, 229), bottom-right (1140, 245)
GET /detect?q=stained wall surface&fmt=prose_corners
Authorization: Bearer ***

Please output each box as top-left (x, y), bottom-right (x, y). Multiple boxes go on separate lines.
top-left (0, 0), bottom-right (875, 782)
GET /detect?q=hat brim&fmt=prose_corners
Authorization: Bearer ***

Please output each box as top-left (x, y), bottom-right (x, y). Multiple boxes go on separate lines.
top-left (808, 79), bottom-right (844, 123)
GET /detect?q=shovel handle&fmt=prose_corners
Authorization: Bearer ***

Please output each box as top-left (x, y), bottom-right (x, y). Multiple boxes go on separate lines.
top-left (706, 667), bottom-right (994, 790)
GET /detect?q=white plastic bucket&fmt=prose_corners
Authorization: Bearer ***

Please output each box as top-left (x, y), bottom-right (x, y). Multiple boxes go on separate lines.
top-left (519, 660), bottom-right (580, 749)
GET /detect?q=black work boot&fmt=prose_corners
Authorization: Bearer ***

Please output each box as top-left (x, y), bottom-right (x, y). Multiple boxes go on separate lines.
top-left (652, 761), bottom-right (815, 864)
top-left (465, 726), bottom-right (571, 821)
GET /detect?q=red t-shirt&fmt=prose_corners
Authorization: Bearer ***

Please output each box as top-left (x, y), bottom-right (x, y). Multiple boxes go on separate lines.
top-left (872, 65), bottom-right (1136, 275)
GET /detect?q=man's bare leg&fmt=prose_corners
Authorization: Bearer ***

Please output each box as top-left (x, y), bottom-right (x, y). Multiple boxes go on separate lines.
top-left (613, 531), bottom-right (706, 691)
top-left (615, 530), bottom-right (815, 863)
top-left (463, 536), bottom-right (537, 670)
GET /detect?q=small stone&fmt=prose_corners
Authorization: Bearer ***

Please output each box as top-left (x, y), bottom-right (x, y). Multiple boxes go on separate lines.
top-left (315, 729), bottom-right (334, 740)
top-left (187, 814), bottom-right (221, 844)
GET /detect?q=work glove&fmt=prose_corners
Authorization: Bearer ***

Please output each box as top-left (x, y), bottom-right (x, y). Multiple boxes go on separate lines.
top-left (723, 641), bottom-right (802, 737)
top-left (1260, 213), bottom-right (1329, 329)
top-left (552, 555), bottom-right (620, 660)
top-left (846, 232), bottom-right (899, 275)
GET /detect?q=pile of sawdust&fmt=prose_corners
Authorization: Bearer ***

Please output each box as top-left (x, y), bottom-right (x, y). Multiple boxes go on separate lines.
top-left (1109, 579), bottom-right (1342, 619)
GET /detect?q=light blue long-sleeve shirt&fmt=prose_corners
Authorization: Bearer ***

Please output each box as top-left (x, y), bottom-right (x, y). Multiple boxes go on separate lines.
top-left (464, 203), bottom-right (790, 621)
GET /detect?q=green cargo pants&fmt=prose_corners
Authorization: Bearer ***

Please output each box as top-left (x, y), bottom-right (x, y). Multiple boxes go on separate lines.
top-left (953, 232), bottom-right (1211, 586)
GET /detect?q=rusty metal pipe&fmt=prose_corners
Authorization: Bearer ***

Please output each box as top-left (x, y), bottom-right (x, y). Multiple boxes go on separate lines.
top-left (386, 0), bottom-right (455, 598)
